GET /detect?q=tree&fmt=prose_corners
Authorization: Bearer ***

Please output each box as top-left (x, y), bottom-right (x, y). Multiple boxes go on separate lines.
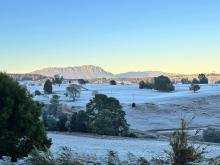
top-left (44, 79), bottom-right (52, 94)
top-left (86, 94), bottom-right (129, 136)
top-left (198, 74), bottom-right (208, 84)
top-left (34, 90), bottom-right (41, 96)
top-left (192, 78), bottom-right (200, 84)
top-left (189, 84), bottom-right (200, 93)
top-left (50, 94), bottom-right (60, 105)
top-left (56, 113), bottom-right (68, 132)
top-left (139, 81), bottom-right (146, 89)
top-left (78, 79), bottom-right (87, 85)
top-left (0, 73), bottom-right (51, 162)
top-left (110, 80), bottom-right (117, 85)
top-left (66, 84), bottom-right (80, 101)
top-left (153, 75), bottom-right (175, 92)
top-left (139, 81), bottom-right (153, 89)
top-left (52, 74), bottom-right (63, 85)
top-left (69, 111), bottom-right (88, 132)
top-left (181, 78), bottom-right (191, 84)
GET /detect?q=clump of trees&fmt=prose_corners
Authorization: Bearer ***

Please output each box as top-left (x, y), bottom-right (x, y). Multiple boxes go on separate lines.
top-left (181, 78), bottom-right (191, 84)
top-left (189, 84), bottom-right (200, 92)
top-left (44, 79), bottom-right (52, 94)
top-left (154, 75), bottom-right (175, 92)
top-left (110, 80), bottom-right (117, 85)
top-left (139, 76), bottom-right (174, 92)
top-left (198, 74), bottom-right (208, 84)
top-left (0, 73), bottom-right (51, 162)
top-left (42, 94), bottom-right (129, 137)
top-left (52, 74), bottom-right (63, 85)
top-left (139, 81), bottom-right (153, 89)
top-left (69, 111), bottom-right (88, 132)
top-left (78, 79), bottom-right (88, 85)
top-left (86, 94), bottom-right (129, 136)
top-left (182, 74), bottom-right (208, 85)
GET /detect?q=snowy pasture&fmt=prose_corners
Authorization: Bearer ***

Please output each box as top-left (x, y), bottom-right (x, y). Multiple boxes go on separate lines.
top-left (48, 132), bottom-right (220, 161)
top-left (19, 81), bottom-right (220, 161)
top-left (24, 82), bottom-right (220, 131)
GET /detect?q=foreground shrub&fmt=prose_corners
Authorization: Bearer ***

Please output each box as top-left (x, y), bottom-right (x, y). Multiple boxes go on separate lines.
top-left (168, 119), bottom-right (205, 165)
top-left (0, 73), bottom-right (51, 162)
top-left (203, 127), bottom-right (220, 143)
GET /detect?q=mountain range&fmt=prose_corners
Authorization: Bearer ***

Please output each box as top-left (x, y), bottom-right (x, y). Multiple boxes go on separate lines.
top-left (31, 65), bottom-right (180, 79)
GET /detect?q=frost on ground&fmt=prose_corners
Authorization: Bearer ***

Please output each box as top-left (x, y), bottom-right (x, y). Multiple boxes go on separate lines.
top-left (48, 132), bottom-right (220, 161)
top-left (25, 82), bottom-right (220, 131)
top-left (18, 82), bottom-right (220, 162)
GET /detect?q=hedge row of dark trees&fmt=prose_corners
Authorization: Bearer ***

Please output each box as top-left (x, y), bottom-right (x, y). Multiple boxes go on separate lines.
top-left (52, 74), bottom-right (63, 85)
top-left (181, 74), bottom-right (208, 84)
top-left (0, 73), bottom-right (51, 162)
top-left (139, 75), bottom-right (175, 92)
top-left (43, 94), bottom-right (129, 136)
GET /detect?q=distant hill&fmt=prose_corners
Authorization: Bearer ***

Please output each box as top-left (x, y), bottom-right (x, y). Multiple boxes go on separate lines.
top-left (31, 65), bottom-right (114, 79)
top-left (30, 65), bottom-right (180, 79)
top-left (115, 71), bottom-right (178, 78)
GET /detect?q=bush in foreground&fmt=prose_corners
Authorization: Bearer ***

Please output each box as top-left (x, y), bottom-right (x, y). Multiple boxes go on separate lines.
top-left (168, 119), bottom-right (205, 165)
top-left (0, 73), bottom-right (51, 162)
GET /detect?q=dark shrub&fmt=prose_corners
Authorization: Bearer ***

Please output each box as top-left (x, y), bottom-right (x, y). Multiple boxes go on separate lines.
top-left (198, 74), bottom-right (208, 84)
top-left (192, 78), bottom-right (200, 84)
top-left (203, 127), bottom-right (220, 143)
top-left (153, 75), bottom-right (175, 92)
top-left (110, 80), bottom-right (117, 85)
top-left (132, 102), bottom-right (136, 108)
top-left (189, 84), bottom-right (200, 92)
top-left (35, 90), bottom-right (41, 96)
top-left (44, 79), bottom-right (52, 94)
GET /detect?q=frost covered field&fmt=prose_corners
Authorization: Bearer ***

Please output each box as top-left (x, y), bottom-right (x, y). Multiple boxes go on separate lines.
top-left (48, 132), bottom-right (220, 161)
top-left (25, 82), bottom-right (220, 131)
top-left (22, 81), bottom-right (220, 160)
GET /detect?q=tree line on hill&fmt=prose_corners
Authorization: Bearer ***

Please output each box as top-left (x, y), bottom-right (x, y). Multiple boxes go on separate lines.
top-left (139, 75), bottom-right (175, 92)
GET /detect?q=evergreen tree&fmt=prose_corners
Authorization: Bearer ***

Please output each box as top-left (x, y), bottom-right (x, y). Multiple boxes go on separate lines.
top-left (153, 75), bottom-right (175, 92)
top-left (56, 113), bottom-right (68, 132)
top-left (69, 111), bottom-right (88, 132)
top-left (139, 81), bottom-right (146, 89)
top-left (0, 73), bottom-right (51, 162)
top-left (110, 80), bottom-right (117, 85)
top-left (198, 74), bottom-right (208, 84)
top-left (86, 94), bottom-right (129, 136)
top-left (43, 79), bottom-right (52, 94)
top-left (192, 78), bottom-right (200, 84)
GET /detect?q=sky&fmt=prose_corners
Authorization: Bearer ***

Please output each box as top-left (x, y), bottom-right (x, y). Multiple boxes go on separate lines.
top-left (0, 0), bottom-right (219, 74)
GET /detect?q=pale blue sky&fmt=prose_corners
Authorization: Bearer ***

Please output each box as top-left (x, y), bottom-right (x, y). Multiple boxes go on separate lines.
top-left (0, 0), bottom-right (219, 73)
